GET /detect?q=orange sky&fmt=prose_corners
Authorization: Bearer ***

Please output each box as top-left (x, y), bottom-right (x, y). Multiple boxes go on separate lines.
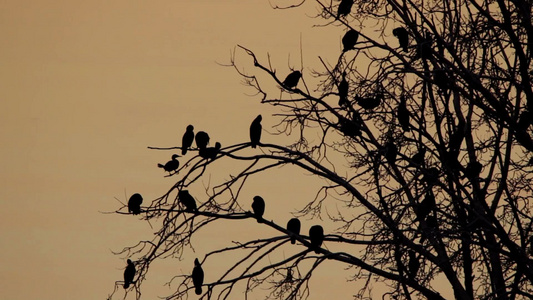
top-left (0, 1), bottom-right (396, 299)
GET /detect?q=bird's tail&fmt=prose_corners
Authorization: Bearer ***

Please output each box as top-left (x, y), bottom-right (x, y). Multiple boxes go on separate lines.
top-left (251, 143), bottom-right (257, 149)
top-left (195, 287), bottom-right (202, 295)
top-left (181, 148), bottom-right (187, 155)
top-left (157, 163), bottom-right (164, 168)
top-left (123, 282), bottom-right (130, 289)
top-left (291, 237), bottom-right (296, 244)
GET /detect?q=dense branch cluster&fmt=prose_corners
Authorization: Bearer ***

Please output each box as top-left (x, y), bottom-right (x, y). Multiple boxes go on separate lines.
top-left (109, 0), bottom-right (533, 299)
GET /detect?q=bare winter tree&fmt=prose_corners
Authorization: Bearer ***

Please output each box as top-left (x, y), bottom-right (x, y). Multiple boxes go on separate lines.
top-left (108, 0), bottom-right (533, 299)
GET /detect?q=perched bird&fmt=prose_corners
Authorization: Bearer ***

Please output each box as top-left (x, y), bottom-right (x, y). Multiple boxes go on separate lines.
top-left (338, 72), bottom-right (349, 107)
top-left (250, 115), bottom-right (262, 148)
top-left (195, 131), bottom-right (210, 150)
top-left (408, 251), bottom-right (420, 279)
top-left (199, 142), bottom-right (221, 161)
top-left (123, 259), bottom-right (135, 289)
top-left (397, 96), bottom-right (410, 132)
top-left (415, 192), bottom-right (436, 222)
top-left (337, 0), bottom-right (354, 18)
top-left (355, 95), bottom-right (381, 110)
top-left (309, 225), bottom-right (324, 253)
top-left (338, 115), bottom-right (361, 138)
top-left (433, 69), bottom-right (450, 95)
top-left (128, 193), bottom-right (143, 215)
top-left (419, 215), bottom-right (438, 243)
top-left (464, 160), bottom-right (482, 179)
top-left (392, 27), bottom-right (409, 52)
top-left (409, 148), bottom-right (426, 168)
top-left (283, 71), bottom-right (302, 89)
top-left (342, 29), bottom-right (359, 52)
top-left (181, 125), bottom-right (195, 155)
top-left (158, 154), bottom-right (180, 174)
top-left (384, 141), bottom-right (398, 166)
top-left (422, 167), bottom-right (440, 186)
top-left (192, 258), bottom-right (204, 295)
top-left (252, 196), bottom-right (265, 223)
top-left (178, 190), bottom-right (197, 212)
top-left (286, 218), bottom-right (301, 244)
top-left (415, 34), bottom-right (432, 60)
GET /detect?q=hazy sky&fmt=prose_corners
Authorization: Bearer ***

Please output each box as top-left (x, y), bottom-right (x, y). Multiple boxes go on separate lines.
top-left (0, 0), bottom-right (367, 299)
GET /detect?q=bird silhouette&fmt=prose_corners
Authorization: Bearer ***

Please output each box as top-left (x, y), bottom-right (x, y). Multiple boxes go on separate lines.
top-left (433, 69), bottom-right (450, 96)
top-left (199, 142), bottom-right (221, 161)
top-left (181, 125), bottom-right (195, 155)
top-left (422, 167), bottom-right (440, 186)
top-left (158, 154), bottom-right (180, 174)
top-left (338, 115), bottom-right (362, 138)
top-left (195, 131), bottom-right (210, 150)
top-left (337, 0), bottom-right (354, 18)
top-left (355, 95), bottom-right (381, 110)
top-left (128, 193), bottom-right (143, 215)
top-left (250, 115), bottom-right (262, 148)
top-left (409, 148), bottom-right (426, 168)
top-left (384, 141), bottom-right (398, 166)
top-left (415, 33), bottom-right (432, 60)
top-left (283, 71), bottom-right (301, 89)
top-left (123, 259), bottom-right (135, 289)
top-left (397, 96), bottom-right (410, 132)
top-left (464, 160), bottom-right (482, 179)
top-left (338, 72), bottom-right (349, 107)
top-left (178, 190), bottom-right (197, 212)
top-left (309, 225), bottom-right (324, 253)
top-left (286, 218), bottom-right (301, 244)
top-left (392, 27), bottom-right (409, 52)
top-left (342, 29), bottom-right (359, 52)
top-left (252, 196), bottom-right (265, 223)
top-left (408, 251), bottom-right (420, 279)
top-left (415, 192), bottom-right (436, 222)
top-left (192, 258), bottom-right (204, 295)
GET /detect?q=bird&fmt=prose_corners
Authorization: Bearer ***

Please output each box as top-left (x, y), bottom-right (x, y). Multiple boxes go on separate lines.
top-left (123, 259), bottom-right (135, 289)
top-left (342, 29), bottom-right (359, 52)
top-left (355, 95), bottom-right (381, 110)
top-left (408, 251), bottom-right (420, 279)
top-left (178, 190), bottom-right (197, 212)
top-left (415, 34), bottom-right (432, 60)
top-left (464, 160), bottom-right (482, 179)
top-left (128, 193), bottom-right (143, 215)
top-left (283, 71), bottom-right (302, 89)
top-left (195, 131), bottom-right (210, 150)
top-left (392, 27), bottom-right (409, 52)
top-left (422, 167), bottom-right (440, 186)
top-left (250, 115), bottom-right (262, 148)
top-left (158, 154), bottom-right (180, 174)
top-left (338, 72), bottom-right (349, 107)
top-left (415, 192), bottom-right (436, 222)
top-left (384, 141), bottom-right (398, 166)
top-left (199, 142), bottom-right (221, 161)
top-left (337, 0), bottom-right (354, 18)
top-left (286, 218), bottom-right (301, 244)
top-left (181, 125), bottom-right (195, 155)
top-left (397, 96), bottom-right (410, 132)
top-left (433, 69), bottom-right (450, 95)
top-left (309, 225), bottom-right (324, 253)
top-left (338, 115), bottom-right (361, 138)
top-left (252, 196), bottom-right (265, 223)
top-left (409, 148), bottom-right (426, 168)
top-left (192, 258), bottom-right (204, 295)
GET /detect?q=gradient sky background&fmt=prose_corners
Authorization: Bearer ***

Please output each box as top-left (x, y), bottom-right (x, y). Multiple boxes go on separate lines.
top-left (0, 0), bottom-right (374, 299)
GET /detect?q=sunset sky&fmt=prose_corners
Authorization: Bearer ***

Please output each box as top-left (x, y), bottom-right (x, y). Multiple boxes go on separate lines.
top-left (0, 0), bottom-right (367, 299)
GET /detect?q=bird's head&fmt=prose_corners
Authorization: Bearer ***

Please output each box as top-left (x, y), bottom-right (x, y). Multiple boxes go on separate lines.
top-left (253, 196), bottom-right (263, 203)
top-left (172, 154), bottom-right (180, 160)
top-left (187, 125), bottom-right (194, 131)
top-left (194, 258), bottom-right (201, 266)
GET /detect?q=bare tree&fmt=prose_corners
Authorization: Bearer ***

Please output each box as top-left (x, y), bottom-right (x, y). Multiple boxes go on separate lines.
top-left (109, 0), bottom-right (533, 299)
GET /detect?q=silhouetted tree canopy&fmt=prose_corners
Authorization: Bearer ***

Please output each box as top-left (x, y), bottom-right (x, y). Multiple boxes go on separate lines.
top-left (109, 0), bottom-right (533, 299)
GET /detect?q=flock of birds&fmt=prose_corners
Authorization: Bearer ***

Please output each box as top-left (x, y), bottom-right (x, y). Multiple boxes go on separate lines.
top-left (123, 94), bottom-right (328, 293)
top-left (120, 0), bottom-right (533, 293)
